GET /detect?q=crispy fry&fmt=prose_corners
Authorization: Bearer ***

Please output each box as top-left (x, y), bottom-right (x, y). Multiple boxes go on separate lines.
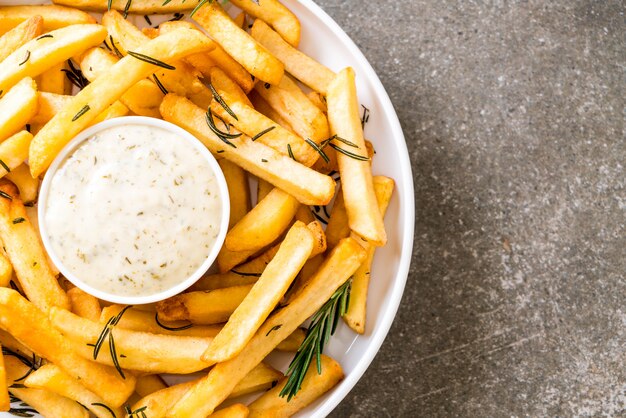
top-left (29, 27), bottom-right (213, 177)
top-left (0, 288), bottom-right (135, 406)
top-left (24, 364), bottom-right (124, 418)
top-left (229, 362), bottom-right (283, 398)
top-left (307, 91), bottom-right (328, 113)
top-left (219, 159), bottom-right (250, 229)
top-left (89, 99), bottom-right (129, 123)
top-left (50, 307), bottom-right (214, 374)
top-left (53, 0), bottom-right (197, 13)
top-left (0, 24), bottom-right (106, 94)
top-left (0, 329), bottom-right (32, 359)
top-left (251, 19), bottom-right (335, 94)
top-left (254, 75), bottom-right (330, 146)
top-left (100, 304), bottom-right (222, 338)
top-left (217, 246), bottom-right (261, 275)
top-left (248, 355), bottom-right (344, 418)
top-left (327, 68), bottom-right (386, 245)
top-left (203, 222), bottom-right (314, 362)
top-left (295, 204), bottom-right (315, 224)
top-left (256, 179), bottom-right (273, 202)
top-left (233, 11), bottom-right (246, 29)
top-left (0, 344), bottom-right (7, 411)
top-left (343, 176), bottom-right (394, 333)
top-left (33, 91), bottom-right (130, 127)
top-left (249, 90), bottom-right (295, 133)
top-left (156, 285), bottom-right (252, 325)
top-left (37, 62), bottom-right (71, 95)
top-left (192, 272), bottom-right (259, 292)
top-left (161, 94), bottom-right (335, 206)
top-left (229, 0), bottom-right (300, 47)
top-left (211, 404), bottom-right (249, 418)
top-left (193, 2), bottom-right (284, 85)
top-left (0, 16), bottom-right (43, 62)
top-left (225, 188), bottom-right (300, 252)
top-left (0, 77), bottom-right (38, 143)
top-left (0, 132), bottom-right (32, 181)
top-left (135, 375), bottom-right (167, 398)
top-left (275, 327), bottom-right (306, 352)
top-left (67, 286), bottom-right (101, 322)
top-left (103, 10), bottom-right (213, 109)
top-left (0, 252), bottom-right (11, 288)
top-left (209, 67), bottom-right (252, 107)
top-left (167, 238), bottom-right (366, 417)
top-left (0, 182), bottom-right (69, 311)
top-left (9, 387), bottom-right (89, 418)
top-left (325, 186), bottom-right (350, 250)
top-left (0, 5), bottom-right (95, 35)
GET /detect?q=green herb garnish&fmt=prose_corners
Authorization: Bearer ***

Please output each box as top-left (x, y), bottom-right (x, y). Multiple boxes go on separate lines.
top-left (205, 108), bottom-right (238, 148)
top-left (91, 402), bottom-right (117, 418)
top-left (72, 105), bottom-right (90, 122)
top-left (0, 159), bottom-right (11, 173)
top-left (127, 51), bottom-right (175, 70)
top-left (304, 138), bottom-right (330, 163)
top-left (126, 405), bottom-right (148, 418)
top-left (92, 305), bottom-right (132, 379)
top-left (152, 74), bottom-right (168, 94)
top-left (190, 0), bottom-right (211, 18)
top-left (61, 60), bottom-right (89, 89)
top-left (251, 126), bottom-right (275, 141)
top-left (123, 0), bottom-right (132, 18)
top-left (18, 50), bottom-right (30, 66)
top-left (0, 190), bottom-right (12, 200)
top-left (209, 83), bottom-right (238, 120)
top-left (328, 143), bottom-right (369, 161)
top-left (12, 218), bottom-right (25, 224)
top-left (287, 144), bottom-right (295, 161)
top-left (155, 313), bottom-right (193, 331)
top-left (266, 324), bottom-right (282, 336)
top-left (36, 34), bottom-right (53, 41)
top-left (231, 269), bottom-right (262, 277)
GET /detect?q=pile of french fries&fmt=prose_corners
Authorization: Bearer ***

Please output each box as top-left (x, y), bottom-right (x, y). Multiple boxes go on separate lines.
top-left (0, 1), bottom-right (395, 417)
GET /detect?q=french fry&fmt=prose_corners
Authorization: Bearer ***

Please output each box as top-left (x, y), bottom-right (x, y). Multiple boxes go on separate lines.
top-left (33, 91), bottom-right (130, 127)
top-left (216, 246), bottom-right (261, 275)
top-left (9, 387), bottom-right (89, 418)
top-left (167, 238), bottom-right (366, 417)
top-left (254, 75), bottom-right (330, 145)
top-left (77, 47), bottom-right (164, 118)
top-left (102, 10), bottom-right (213, 109)
top-left (325, 186), bottom-right (350, 250)
top-left (211, 404), bottom-right (249, 418)
top-left (135, 375), bottom-right (167, 398)
top-left (248, 355), bottom-right (344, 417)
top-left (160, 94), bottom-right (335, 206)
top-left (275, 327), bottom-right (306, 352)
top-left (37, 62), bottom-right (71, 95)
top-left (67, 287), bottom-right (101, 322)
top-left (0, 344), bottom-right (7, 411)
top-left (249, 90), bottom-right (295, 133)
top-left (229, 0), bottom-right (300, 47)
top-left (0, 5), bottom-right (95, 35)
top-left (295, 204), bottom-right (315, 224)
top-left (156, 284), bottom-right (252, 325)
top-left (327, 68), bottom-right (386, 245)
top-left (0, 252), bottom-right (11, 288)
top-left (192, 272), bottom-right (259, 292)
top-left (0, 289), bottom-right (135, 406)
top-left (229, 362), bottom-right (283, 398)
top-left (0, 182), bottom-right (69, 311)
top-left (203, 222), bottom-right (314, 362)
top-left (251, 19), bottom-right (335, 94)
top-left (89, 99), bottom-right (129, 123)
top-left (24, 364), bottom-right (124, 418)
top-left (193, 2), bottom-right (284, 85)
top-left (209, 67), bottom-right (252, 107)
top-left (29, 27), bottom-right (213, 177)
top-left (53, 0), bottom-right (197, 14)
top-left (210, 88), bottom-right (317, 166)
top-left (219, 159), bottom-right (250, 229)
top-left (0, 16), bottom-right (43, 62)
top-left (256, 179), bottom-right (274, 202)
top-left (0, 329), bottom-right (32, 359)
top-left (225, 188), bottom-right (300, 252)
top-left (0, 132), bottom-right (33, 183)
top-left (0, 77), bottom-right (38, 143)
top-left (233, 11), bottom-right (246, 29)
top-left (343, 176), bottom-right (394, 333)
top-left (0, 24), bottom-right (106, 94)
top-left (158, 21), bottom-right (255, 93)
top-left (50, 307), bottom-right (214, 374)
top-left (99, 304), bottom-right (222, 338)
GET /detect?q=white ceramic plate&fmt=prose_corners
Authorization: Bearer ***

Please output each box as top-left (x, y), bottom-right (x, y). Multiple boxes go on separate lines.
top-left (1, 1), bottom-right (414, 416)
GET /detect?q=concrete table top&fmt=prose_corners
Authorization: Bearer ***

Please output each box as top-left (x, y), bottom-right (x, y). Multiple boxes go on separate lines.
top-left (316, 1), bottom-right (625, 416)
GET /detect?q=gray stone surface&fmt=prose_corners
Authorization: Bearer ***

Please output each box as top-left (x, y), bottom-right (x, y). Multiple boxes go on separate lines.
top-left (315, 1), bottom-right (625, 417)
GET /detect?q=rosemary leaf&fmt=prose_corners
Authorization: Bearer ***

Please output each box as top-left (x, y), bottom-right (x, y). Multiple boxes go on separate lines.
top-left (0, 159), bottom-right (11, 173)
top-left (36, 34), bottom-right (54, 40)
top-left (304, 138), bottom-right (330, 163)
top-left (154, 313), bottom-right (193, 331)
top-left (12, 218), bottom-right (25, 224)
top-left (123, 0), bottom-right (132, 18)
top-left (72, 105), bottom-right (91, 122)
top-left (287, 144), bottom-right (296, 161)
top-left (251, 126), bottom-right (275, 141)
top-left (0, 190), bottom-right (12, 200)
top-left (205, 109), bottom-right (238, 148)
top-left (92, 402), bottom-right (117, 418)
top-left (152, 74), bottom-right (168, 94)
top-left (18, 50), bottom-right (30, 66)
top-left (190, 0), bottom-right (211, 18)
top-left (209, 83), bottom-right (238, 120)
top-left (127, 51), bottom-right (176, 70)
top-left (328, 143), bottom-right (369, 161)
top-left (231, 269), bottom-right (262, 277)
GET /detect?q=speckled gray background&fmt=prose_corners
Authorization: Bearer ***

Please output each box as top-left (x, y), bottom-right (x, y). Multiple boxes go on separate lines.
top-left (315, 1), bottom-right (625, 417)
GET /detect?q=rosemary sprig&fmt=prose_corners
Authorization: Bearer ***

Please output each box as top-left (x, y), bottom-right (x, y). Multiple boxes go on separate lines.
top-left (205, 108), bottom-right (238, 148)
top-left (155, 313), bottom-right (193, 331)
top-left (209, 83), bottom-right (238, 120)
top-left (190, 0), bottom-right (212, 18)
top-left (127, 51), bottom-right (176, 70)
top-left (91, 305), bottom-right (132, 379)
top-left (72, 105), bottom-right (91, 122)
top-left (107, 35), bottom-right (123, 58)
top-left (304, 138), bottom-right (330, 163)
top-left (2, 347), bottom-right (40, 382)
top-left (0, 159), bottom-right (11, 173)
top-left (12, 218), bottom-right (25, 224)
top-left (143, 15), bottom-right (152, 25)
top-left (107, 0), bottom-right (113, 11)
top-left (126, 405), bottom-right (148, 418)
top-left (251, 125), bottom-right (275, 141)
top-left (287, 144), bottom-right (296, 160)
top-left (0, 190), bottom-right (13, 200)
top-left (92, 402), bottom-right (117, 418)
top-left (152, 74), bottom-right (168, 94)
top-left (231, 269), bottom-right (262, 277)
top-left (9, 392), bottom-right (39, 417)
top-left (280, 280), bottom-right (352, 400)
top-left (123, 0), bottom-right (133, 18)
top-left (61, 60), bottom-right (89, 90)
top-left (360, 104), bottom-right (370, 129)
top-left (36, 34), bottom-right (53, 40)
top-left (328, 143), bottom-right (369, 161)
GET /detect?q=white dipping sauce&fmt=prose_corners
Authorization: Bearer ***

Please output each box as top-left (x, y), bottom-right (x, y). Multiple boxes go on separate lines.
top-left (44, 124), bottom-right (221, 297)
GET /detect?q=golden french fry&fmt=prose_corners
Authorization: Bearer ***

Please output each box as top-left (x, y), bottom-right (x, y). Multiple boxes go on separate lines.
top-left (219, 159), bottom-right (250, 229)
top-left (249, 90), bottom-right (295, 133)
top-left (67, 287), bottom-right (101, 322)
top-left (0, 252), bottom-right (11, 288)
top-left (192, 272), bottom-right (258, 292)
top-left (0, 182), bottom-right (69, 311)
top-left (225, 188), bottom-right (300, 252)
top-left (251, 19), bottom-right (335, 94)
top-left (203, 222), bottom-right (314, 362)
top-left (233, 11), bottom-right (246, 29)
top-left (29, 27), bottom-right (213, 177)
top-left (103, 10), bottom-right (213, 109)
top-left (248, 355), bottom-right (344, 418)
top-left (33, 91), bottom-right (130, 127)
top-left (0, 24), bottom-right (106, 94)
top-left (256, 179), bottom-right (273, 202)
top-left (37, 62), bottom-right (71, 95)
top-left (193, 2), bottom-right (284, 85)
top-left (0, 289), bottom-right (135, 406)
top-left (295, 204), bottom-right (315, 224)
top-left (325, 186), bottom-right (350, 250)
top-left (99, 304), bottom-right (222, 338)
top-left (275, 327), bottom-right (306, 352)
top-left (89, 99), bottom-right (129, 123)
top-left (210, 88), bottom-right (317, 166)
top-left (0, 329), bottom-right (32, 359)
top-left (10, 387), bottom-right (89, 418)
top-left (0, 16), bottom-right (43, 62)
top-left (0, 5), bottom-right (95, 35)
top-left (0, 344), bottom-right (7, 411)
top-left (158, 20), bottom-right (255, 93)
top-left (343, 176), bottom-right (394, 333)
top-left (209, 67), bottom-right (252, 107)
top-left (0, 132), bottom-right (33, 182)
top-left (0, 77), bottom-right (38, 143)
top-left (160, 94), bottom-right (335, 206)
top-left (167, 238), bottom-right (366, 417)
top-left (50, 307), bottom-right (214, 374)
top-left (135, 375), bottom-right (167, 398)
top-left (229, 0), bottom-right (300, 47)
top-left (24, 364), bottom-right (124, 418)
top-left (230, 362), bottom-right (283, 398)
top-left (254, 75), bottom-right (330, 146)
top-left (327, 68), bottom-right (386, 245)
top-left (217, 246), bottom-right (261, 275)
top-left (156, 284), bottom-right (252, 325)
top-left (53, 0), bottom-right (196, 13)
top-left (210, 404), bottom-right (249, 418)
top-left (307, 90), bottom-right (327, 113)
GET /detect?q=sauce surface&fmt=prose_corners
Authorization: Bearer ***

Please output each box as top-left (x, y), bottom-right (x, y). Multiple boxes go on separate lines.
top-left (44, 124), bottom-right (222, 297)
